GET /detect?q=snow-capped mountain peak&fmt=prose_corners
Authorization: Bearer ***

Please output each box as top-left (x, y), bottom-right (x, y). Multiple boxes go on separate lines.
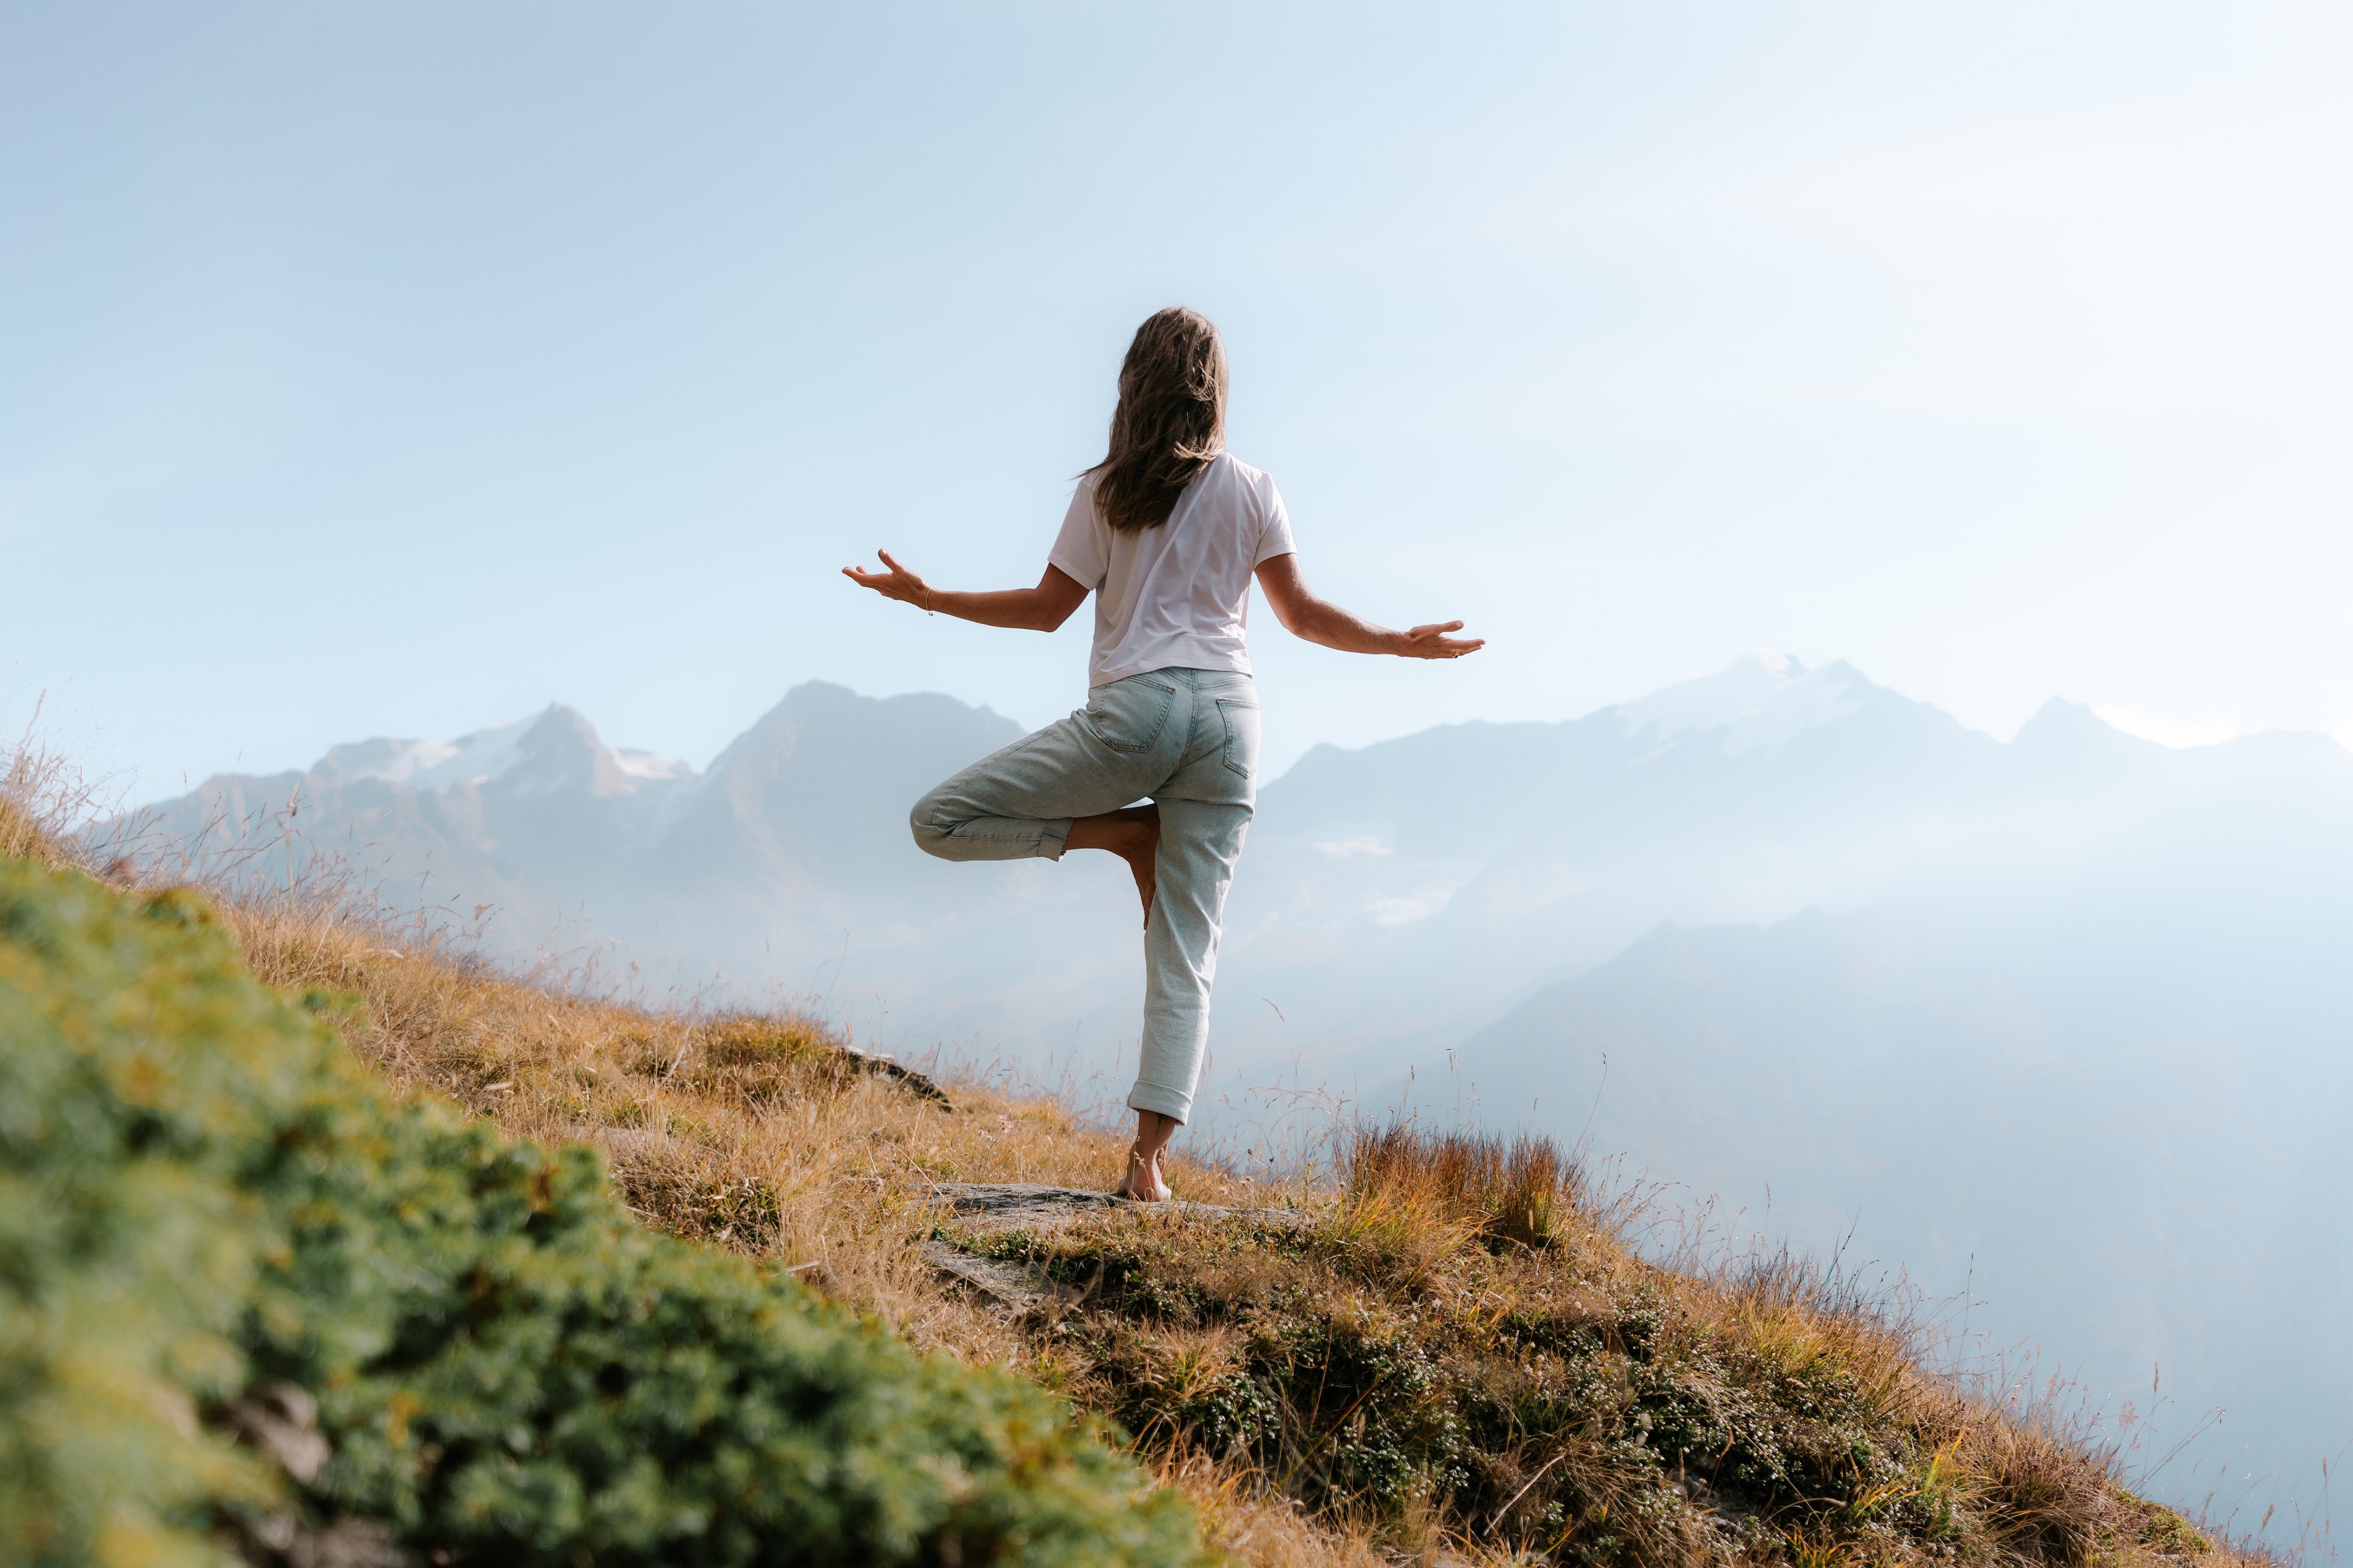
top-left (312, 708), bottom-right (692, 796)
top-left (312, 718), bottom-right (531, 792)
top-left (615, 748), bottom-right (692, 782)
top-left (1602, 652), bottom-right (1867, 758)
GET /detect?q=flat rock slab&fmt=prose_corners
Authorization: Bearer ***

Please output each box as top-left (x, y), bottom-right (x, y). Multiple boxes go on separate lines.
top-left (919, 1242), bottom-right (1072, 1312)
top-left (924, 1182), bottom-right (1311, 1236)
top-left (921, 1185), bottom-right (1312, 1311)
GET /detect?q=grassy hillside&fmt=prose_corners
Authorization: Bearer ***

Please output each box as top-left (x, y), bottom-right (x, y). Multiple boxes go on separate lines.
top-left (1, 775), bottom-right (2265, 1565)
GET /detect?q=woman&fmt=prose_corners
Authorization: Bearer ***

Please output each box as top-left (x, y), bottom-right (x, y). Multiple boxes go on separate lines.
top-left (844, 306), bottom-right (1482, 1201)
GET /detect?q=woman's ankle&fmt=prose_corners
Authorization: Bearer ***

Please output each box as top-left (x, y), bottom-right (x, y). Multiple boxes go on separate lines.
top-left (1119, 1143), bottom-right (1171, 1200)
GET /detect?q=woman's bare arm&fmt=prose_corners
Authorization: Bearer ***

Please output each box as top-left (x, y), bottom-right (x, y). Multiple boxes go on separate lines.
top-left (1254, 552), bottom-right (1485, 659)
top-left (842, 551), bottom-right (1090, 632)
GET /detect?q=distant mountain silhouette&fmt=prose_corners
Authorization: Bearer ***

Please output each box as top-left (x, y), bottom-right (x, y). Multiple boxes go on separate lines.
top-left (132, 686), bottom-right (1028, 973)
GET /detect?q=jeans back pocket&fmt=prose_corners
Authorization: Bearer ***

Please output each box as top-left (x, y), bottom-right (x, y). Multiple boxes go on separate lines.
top-left (1217, 697), bottom-right (1262, 783)
top-left (1087, 676), bottom-right (1178, 754)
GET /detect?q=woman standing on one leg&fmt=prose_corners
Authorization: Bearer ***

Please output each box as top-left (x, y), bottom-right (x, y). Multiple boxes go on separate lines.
top-left (845, 307), bottom-right (1482, 1201)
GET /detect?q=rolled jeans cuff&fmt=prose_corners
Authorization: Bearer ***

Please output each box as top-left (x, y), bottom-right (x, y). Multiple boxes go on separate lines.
top-left (917, 815), bottom-right (1073, 862)
top-left (1126, 1079), bottom-right (1193, 1125)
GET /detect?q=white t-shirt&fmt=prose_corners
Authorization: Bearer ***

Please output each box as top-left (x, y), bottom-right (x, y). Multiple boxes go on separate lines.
top-left (1048, 453), bottom-right (1297, 686)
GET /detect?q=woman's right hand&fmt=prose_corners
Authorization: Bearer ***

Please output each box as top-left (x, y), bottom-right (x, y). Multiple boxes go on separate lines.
top-left (842, 550), bottom-right (931, 610)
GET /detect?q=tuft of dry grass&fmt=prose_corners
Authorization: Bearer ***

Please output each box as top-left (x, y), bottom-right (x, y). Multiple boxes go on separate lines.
top-left (1, 719), bottom-right (104, 870)
top-left (1341, 1123), bottom-right (1605, 1265)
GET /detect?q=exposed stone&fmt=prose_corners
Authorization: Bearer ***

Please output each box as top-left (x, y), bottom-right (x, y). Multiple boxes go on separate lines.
top-left (926, 1181), bottom-right (1309, 1236)
top-left (221, 1382), bottom-right (331, 1484)
top-left (841, 1045), bottom-right (953, 1106)
top-left (919, 1242), bottom-right (1075, 1312)
top-left (921, 1183), bottom-right (1309, 1310)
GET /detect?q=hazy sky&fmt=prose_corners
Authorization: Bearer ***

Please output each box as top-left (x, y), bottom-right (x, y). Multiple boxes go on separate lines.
top-left (6, 3), bottom-right (2350, 800)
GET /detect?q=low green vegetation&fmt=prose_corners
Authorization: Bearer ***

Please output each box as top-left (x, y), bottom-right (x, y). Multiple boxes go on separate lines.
top-left (0, 856), bottom-right (1209, 1567)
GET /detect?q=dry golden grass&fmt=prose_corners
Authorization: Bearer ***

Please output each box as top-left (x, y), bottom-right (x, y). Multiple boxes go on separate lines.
top-left (214, 886), bottom-right (1271, 1293)
top-left (210, 883), bottom-right (1392, 1566)
top-left (1, 732), bottom-right (97, 869)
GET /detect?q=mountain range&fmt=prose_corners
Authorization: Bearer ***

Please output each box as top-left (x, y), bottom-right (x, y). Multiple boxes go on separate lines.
top-left (125, 655), bottom-right (2353, 1526)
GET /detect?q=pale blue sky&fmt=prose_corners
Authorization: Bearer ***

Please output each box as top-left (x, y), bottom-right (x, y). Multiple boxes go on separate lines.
top-left (6, 3), bottom-right (2350, 799)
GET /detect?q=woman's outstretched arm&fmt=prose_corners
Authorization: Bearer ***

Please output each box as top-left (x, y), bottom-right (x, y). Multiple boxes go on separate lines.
top-left (1254, 552), bottom-right (1485, 659)
top-left (842, 551), bottom-right (1090, 632)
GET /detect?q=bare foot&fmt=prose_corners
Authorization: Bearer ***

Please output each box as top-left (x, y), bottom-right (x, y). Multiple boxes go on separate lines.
top-left (1114, 1146), bottom-right (1174, 1203)
top-left (1113, 1109), bottom-right (1178, 1202)
top-left (1065, 803), bottom-right (1160, 928)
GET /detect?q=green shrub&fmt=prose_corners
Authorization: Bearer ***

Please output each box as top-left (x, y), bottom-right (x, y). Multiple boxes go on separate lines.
top-left (0, 859), bottom-right (1210, 1567)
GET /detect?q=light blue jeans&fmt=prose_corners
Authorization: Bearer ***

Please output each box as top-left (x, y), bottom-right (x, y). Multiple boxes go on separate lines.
top-left (909, 668), bottom-right (1261, 1125)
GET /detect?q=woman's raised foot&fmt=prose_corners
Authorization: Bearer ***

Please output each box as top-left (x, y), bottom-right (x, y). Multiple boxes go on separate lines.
top-left (1119, 803), bottom-right (1159, 927)
top-left (1068, 803), bottom-right (1160, 928)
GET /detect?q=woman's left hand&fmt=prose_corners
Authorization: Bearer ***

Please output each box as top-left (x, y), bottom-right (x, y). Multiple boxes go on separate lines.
top-left (1398, 621), bottom-right (1486, 659)
top-left (842, 551), bottom-right (932, 610)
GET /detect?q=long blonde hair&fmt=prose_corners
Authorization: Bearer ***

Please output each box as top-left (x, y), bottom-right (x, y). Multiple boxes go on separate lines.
top-left (1088, 307), bottom-right (1228, 532)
